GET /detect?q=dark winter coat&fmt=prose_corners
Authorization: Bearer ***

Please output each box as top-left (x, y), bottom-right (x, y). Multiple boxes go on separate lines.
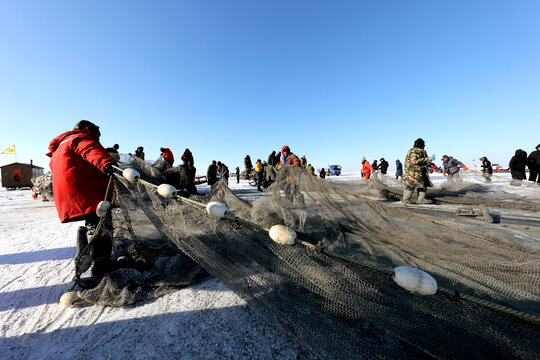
top-left (207, 164), bottom-right (218, 186)
top-left (267, 151), bottom-right (277, 166)
top-left (371, 160), bottom-right (378, 171)
top-left (481, 158), bottom-right (493, 174)
top-left (528, 150), bottom-right (540, 169)
top-left (378, 160), bottom-right (389, 174)
top-left (509, 149), bottom-right (527, 180)
top-left (442, 157), bottom-right (464, 175)
top-left (244, 156), bottom-right (253, 170)
top-left (320, 168), bottom-right (326, 179)
top-left (47, 129), bottom-right (115, 223)
top-left (134, 149), bottom-right (145, 160)
top-left (274, 152), bottom-right (281, 166)
top-left (181, 149), bottom-right (194, 167)
top-left (395, 160), bottom-right (403, 178)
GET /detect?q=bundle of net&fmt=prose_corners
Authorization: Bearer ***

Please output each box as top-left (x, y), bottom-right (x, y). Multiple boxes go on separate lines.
top-left (329, 170), bottom-right (540, 211)
top-left (209, 166), bottom-right (540, 316)
top-left (76, 181), bottom-right (208, 307)
top-left (31, 173), bottom-right (53, 199)
top-left (117, 154), bottom-right (204, 198)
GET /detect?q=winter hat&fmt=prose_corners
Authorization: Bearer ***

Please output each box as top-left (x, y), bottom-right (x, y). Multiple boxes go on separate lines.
top-left (414, 138), bottom-right (425, 148)
top-left (536, 144), bottom-right (540, 150)
top-left (281, 145), bottom-right (290, 154)
top-left (74, 120), bottom-right (100, 137)
top-left (441, 155), bottom-right (449, 160)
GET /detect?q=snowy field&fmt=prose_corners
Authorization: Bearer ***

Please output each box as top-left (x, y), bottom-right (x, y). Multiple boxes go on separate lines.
top-left (1, 170), bottom-right (539, 359)
top-left (0, 178), bottom-right (311, 360)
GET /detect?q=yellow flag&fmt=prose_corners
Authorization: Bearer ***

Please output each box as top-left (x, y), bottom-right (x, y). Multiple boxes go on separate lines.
top-left (1, 145), bottom-right (16, 154)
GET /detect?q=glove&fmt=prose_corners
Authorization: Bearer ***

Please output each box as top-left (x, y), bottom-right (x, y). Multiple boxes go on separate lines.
top-left (461, 165), bottom-right (468, 170)
top-left (103, 163), bottom-right (115, 176)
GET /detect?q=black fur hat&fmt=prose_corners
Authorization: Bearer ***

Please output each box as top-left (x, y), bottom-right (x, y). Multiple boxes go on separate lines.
top-left (413, 138), bottom-right (425, 148)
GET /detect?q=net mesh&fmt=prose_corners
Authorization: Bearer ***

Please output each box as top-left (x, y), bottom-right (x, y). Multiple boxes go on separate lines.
top-left (78, 158), bottom-right (540, 359)
top-left (333, 171), bottom-right (540, 212)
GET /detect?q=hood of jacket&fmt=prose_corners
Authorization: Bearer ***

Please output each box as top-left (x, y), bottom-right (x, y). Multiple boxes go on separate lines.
top-left (47, 130), bottom-right (91, 157)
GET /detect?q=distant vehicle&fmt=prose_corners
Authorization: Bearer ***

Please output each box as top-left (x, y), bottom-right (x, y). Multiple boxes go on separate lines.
top-left (328, 165), bottom-right (342, 176)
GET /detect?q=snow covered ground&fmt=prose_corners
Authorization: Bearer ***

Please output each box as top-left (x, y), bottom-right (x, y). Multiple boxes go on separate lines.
top-left (1, 171), bottom-right (538, 359)
top-left (0, 178), bottom-right (311, 360)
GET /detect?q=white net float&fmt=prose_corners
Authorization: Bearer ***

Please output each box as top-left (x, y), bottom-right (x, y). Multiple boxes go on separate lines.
top-left (269, 225), bottom-right (297, 245)
top-left (60, 291), bottom-right (81, 308)
top-left (392, 266), bottom-right (437, 295)
top-left (96, 201), bottom-right (111, 217)
top-left (206, 202), bottom-right (228, 218)
top-left (123, 168), bottom-right (140, 182)
top-left (157, 184), bottom-right (178, 198)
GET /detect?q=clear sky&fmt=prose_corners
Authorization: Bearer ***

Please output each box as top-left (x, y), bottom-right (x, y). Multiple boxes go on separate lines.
top-left (1, 1), bottom-right (539, 173)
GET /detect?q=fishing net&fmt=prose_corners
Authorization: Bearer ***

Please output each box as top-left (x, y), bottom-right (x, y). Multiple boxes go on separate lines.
top-left (331, 171), bottom-right (540, 212)
top-left (77, 157), bottom-right (539, 359)
top-left (31, 174), bottom-right (53, 199)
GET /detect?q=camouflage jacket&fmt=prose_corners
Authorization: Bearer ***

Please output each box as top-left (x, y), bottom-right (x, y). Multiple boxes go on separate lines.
top-left (402, 147), bottom-right (433, 189)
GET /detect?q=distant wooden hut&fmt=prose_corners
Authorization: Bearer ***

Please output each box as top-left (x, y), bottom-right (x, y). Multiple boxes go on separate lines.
top-left (1, 161), bottom-right (44, 189)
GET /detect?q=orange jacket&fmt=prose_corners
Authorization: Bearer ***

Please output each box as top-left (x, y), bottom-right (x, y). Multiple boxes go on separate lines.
top-left (279, 153), bottom-right (301, 168)
top-left (361, 161), bottom-right (373, 180)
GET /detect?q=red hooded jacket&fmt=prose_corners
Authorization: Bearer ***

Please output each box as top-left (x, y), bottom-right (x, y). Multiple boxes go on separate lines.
top-left (47, 129), bottom-right (114, 223)
top-left (161, 148), bottom-right (174, 166)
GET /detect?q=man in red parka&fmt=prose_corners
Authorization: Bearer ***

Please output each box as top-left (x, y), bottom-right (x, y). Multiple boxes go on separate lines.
top-left (47, 120), bottom-right (117, 286)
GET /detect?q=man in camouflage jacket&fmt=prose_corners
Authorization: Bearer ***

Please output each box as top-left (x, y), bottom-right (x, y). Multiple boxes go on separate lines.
top-left (402, 138), bottom-right (433, 204)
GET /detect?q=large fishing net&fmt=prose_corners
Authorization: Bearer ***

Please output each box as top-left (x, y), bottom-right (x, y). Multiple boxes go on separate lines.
top-left (77, 156), bottom-right (539, 359)
top-left (331, 171), bottom-right (540, 212)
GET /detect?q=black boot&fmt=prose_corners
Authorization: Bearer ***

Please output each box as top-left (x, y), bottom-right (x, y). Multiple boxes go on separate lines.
top-left (74, 226), bottom-right (93, 274)
top-left (90, 233), bottom-right (114, 278)
top-left (74, 226), bottom-right (88, 261)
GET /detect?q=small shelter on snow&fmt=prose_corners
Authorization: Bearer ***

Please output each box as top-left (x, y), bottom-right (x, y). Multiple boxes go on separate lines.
top-left (1, 161), bottom-right (44, 189)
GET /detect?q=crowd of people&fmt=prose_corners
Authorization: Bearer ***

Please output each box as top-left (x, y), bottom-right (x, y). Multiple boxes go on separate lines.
top-left (135, 141), bottom-right (540, 196)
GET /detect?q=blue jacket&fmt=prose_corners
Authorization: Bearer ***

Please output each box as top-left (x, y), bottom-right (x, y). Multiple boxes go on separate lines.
top-left (395, 160), bottom-right (403, 177)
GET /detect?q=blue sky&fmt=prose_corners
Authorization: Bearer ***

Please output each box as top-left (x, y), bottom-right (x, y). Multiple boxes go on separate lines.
top-left (1, 1), bottom-right (539, 173)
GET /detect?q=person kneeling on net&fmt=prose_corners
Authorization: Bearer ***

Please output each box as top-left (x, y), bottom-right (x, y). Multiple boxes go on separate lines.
top-left (401, 138), bottom-right (433, 204)
top-left (441, 155), bottom-right (467, 183)
top-left (47, 120), bottom-right (117, 288)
